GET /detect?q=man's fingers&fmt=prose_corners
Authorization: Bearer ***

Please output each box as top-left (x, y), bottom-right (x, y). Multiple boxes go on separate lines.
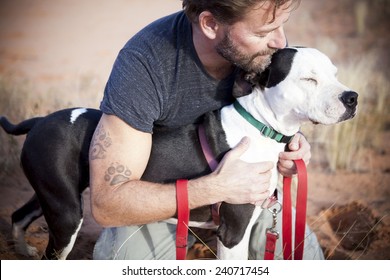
top-left (288, 133), bottom-right (301, 151)
top-left (228, 136), bottom-right (250, 159)
top-left (278, 158), bottom-right (295, 170)
top-left (257, 161), bottom-right (274, 173)
top-left (277, 161), bottom-right (296, 177)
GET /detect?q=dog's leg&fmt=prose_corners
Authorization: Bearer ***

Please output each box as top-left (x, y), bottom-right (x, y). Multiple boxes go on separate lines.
top-left (11, 194), bottom-right (42, 258)
top-left (41, 193), bottom-right (84, 260)
top-left (42, 187), bottom-right (83, 260)
top-left (217, 203), bottom-right (260, 259)
top-left (44, 218), bottom-right (84, 260)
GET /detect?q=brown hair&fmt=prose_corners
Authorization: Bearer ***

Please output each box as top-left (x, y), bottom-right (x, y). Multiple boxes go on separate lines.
top-left (182, 0), bottom-right (300, 24)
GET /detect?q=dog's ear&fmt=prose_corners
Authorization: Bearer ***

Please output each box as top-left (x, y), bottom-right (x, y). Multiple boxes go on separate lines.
top-left (233, 48), bottom-right (298, 95)
top-left (263, 48), bottom-right (297, 88)
top-left (232, 70), bottom-right (258, 98)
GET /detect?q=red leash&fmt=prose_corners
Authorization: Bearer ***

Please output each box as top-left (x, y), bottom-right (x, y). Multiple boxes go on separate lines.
top-left (264, 231), bottom-right (278, 260)
top-left (176, 179), bottom-right (189, 260)
top-left (282, 159), bottom-right (308, 260)
top-left (264, 159), bottom-right (307, 260)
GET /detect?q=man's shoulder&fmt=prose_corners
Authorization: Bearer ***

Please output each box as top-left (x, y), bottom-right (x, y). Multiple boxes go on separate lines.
top-left (118, 10), bottom-right (193, 74)
top-left (126, 11), bottom-right (189, 47)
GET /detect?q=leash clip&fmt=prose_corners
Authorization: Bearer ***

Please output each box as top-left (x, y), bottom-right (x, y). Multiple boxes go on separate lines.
top-left (266, 208), bottom-right (280, 238)
top-left (263, 199), bottom-right (282, 239)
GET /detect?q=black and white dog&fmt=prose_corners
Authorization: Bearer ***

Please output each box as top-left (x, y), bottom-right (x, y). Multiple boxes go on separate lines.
top-left (0, 47), bottom-right (358, 259)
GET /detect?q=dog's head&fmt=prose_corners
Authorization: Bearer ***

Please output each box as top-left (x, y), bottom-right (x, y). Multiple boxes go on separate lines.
top-left (233, 47), bottom-right (358, 126)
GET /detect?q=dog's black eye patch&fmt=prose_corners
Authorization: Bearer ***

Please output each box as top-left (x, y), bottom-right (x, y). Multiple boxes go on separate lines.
top-left (261, 48), bottom-right (298, 88)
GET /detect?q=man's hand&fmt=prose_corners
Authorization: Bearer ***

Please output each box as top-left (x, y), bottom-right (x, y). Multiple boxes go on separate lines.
top-left (208, 137), bottom-right (274, 205)
top-left (277, 133), bottom-right (311, 177)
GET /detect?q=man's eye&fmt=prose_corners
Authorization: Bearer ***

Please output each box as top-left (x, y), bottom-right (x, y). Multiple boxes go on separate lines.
top-left (255, 32), bottom-right (268, 38)
top-left (301, 78), bottom-right (318, 85)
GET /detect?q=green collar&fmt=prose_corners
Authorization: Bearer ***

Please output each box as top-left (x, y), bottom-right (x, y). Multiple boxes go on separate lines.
top-left (233, 101), bottom-right (294, 144)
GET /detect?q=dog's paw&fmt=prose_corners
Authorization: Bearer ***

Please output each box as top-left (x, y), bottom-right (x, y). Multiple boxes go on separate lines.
top-left (25, 244), bottom-right (40, 258)
top-left (14, 242), bottom-right (39, 258)
top-left (189, 243), bottom-right (217, 260)
top-left (104, 162), bottom-right (132, 186)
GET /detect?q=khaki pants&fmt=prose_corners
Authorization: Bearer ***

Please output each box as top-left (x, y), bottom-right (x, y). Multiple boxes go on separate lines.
top-left (93, 208), bottom-right (324, 260)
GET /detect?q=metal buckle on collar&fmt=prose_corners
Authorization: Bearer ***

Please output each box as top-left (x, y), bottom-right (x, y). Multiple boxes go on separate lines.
top-left (260, 125), bottom-right (272, 138)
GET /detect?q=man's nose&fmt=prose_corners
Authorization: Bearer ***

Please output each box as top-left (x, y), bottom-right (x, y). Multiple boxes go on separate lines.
top-left (268, 26), bottom-right (287, 49)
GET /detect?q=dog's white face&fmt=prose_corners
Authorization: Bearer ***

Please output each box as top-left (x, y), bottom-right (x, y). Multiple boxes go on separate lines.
top-left (261, 47), bottom-right (358, 126)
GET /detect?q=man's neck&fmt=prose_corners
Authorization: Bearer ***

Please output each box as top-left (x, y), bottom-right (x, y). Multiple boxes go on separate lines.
top-left (192, 24), bottom-right (234, 80)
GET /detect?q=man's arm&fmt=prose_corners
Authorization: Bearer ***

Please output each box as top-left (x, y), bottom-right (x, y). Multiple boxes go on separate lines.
top-left (89, 114), bottom-right (274, 227)
top-left (89, 113), bottom-right (174, 226)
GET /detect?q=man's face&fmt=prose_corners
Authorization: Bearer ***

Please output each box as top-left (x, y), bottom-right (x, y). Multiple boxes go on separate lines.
top-left (215, 1), bottom-right (293, 73)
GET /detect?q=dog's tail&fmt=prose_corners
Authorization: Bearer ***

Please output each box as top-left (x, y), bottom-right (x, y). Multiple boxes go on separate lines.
top-left (0, 116), bottom-right (43, 135)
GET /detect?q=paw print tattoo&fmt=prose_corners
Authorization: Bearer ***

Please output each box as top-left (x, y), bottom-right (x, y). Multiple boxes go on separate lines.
top-left (104, 163), bottom-right (132, 186)
top-left (90, 124), bottom-right (112, 160)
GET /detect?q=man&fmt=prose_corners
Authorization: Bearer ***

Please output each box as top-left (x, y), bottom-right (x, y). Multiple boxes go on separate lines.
top-left (91, 0), bottom-right (322, 259)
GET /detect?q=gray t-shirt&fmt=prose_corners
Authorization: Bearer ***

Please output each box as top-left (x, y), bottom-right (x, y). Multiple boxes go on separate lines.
top-left (100, 11), bottom-right (236, 133)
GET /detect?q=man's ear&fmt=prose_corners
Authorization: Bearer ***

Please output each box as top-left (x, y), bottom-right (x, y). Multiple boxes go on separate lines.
top-left (198, 11), bottom-right (219, 39)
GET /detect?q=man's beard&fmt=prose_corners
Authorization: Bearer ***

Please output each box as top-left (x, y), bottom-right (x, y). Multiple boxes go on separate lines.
top-left (216, 31), bottom-right (276, 73)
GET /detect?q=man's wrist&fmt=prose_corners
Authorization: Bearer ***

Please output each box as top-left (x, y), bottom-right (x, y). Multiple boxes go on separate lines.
top-left (187, 174), bottom-right (223, 209)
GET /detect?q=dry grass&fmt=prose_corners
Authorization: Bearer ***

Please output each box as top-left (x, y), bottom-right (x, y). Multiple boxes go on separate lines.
top-left (0, 73), bottom-right (101, 179)
top-left (0, 76), bottom-right (31, 178)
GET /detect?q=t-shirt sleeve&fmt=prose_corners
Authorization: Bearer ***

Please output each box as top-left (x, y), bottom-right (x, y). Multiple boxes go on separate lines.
top-left (100, 47), bottom-right (162, 133)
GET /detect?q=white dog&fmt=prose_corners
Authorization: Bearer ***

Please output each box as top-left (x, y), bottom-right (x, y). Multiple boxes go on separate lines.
top-left (213, 47), bottom-right (358, 259)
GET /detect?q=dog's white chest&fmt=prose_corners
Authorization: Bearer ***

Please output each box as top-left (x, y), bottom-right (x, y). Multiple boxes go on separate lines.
top-left (221, 105), bottom-right (286, 192)
top-left (221, 105), bottom-right (286, 162)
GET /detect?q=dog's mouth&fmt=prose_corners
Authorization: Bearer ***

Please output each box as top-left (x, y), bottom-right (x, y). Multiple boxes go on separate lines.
top-left (309, 118), bottom-right (320, 125)
top-left (309, 109), bottom-right (357, 125)
top-left (338, 108), bottom-right (357, 122)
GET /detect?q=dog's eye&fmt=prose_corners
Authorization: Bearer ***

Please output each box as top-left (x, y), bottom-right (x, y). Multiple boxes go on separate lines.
top-left (301, 78), bottom-right (318, 85)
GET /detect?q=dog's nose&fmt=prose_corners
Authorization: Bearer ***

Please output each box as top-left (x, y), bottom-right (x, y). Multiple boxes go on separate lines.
top-left (340, 91), bottom-right (358, 108)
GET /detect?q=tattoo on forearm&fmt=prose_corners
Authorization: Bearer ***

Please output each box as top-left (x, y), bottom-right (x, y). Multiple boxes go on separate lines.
top-left (90, 123), bottom-right (112, 160)
top-left (104, 163), bottom-right (132, 186)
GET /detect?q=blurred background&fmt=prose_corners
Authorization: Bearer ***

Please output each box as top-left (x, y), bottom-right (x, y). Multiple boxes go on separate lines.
top-left (0, 0), bottom-right (389, 259)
